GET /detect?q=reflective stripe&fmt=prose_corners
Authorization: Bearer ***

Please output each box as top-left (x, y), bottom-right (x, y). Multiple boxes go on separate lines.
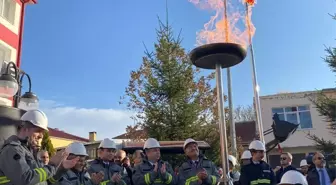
top-left (48, 177), bottom-right (57, 184)
top-left (100, 180), bottom-right (110, 185)
top-left (250, 179), bottom-right (271, 185)
top-left (185, 176), bottom-right (198, 185)
top-left (154, 178), bottom-right (163, 183)
top-left (144, 173), bottom-right (151, 185)
top-left (165, 174), bottom-right (173, 184)
top-left (0, 176), bottom-right (10, 184)
top-left (34, 168), bottom-right (47, 182)
top-left (211, 175), bottom-right (216, 185)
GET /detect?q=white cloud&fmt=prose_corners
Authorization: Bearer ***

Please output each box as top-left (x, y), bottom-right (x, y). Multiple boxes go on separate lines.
top-left (40, 100), bottom-right (134, 140)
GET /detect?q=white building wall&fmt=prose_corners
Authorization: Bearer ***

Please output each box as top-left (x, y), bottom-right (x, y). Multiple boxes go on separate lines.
top-left (260, 91), bottom-right (335, 148)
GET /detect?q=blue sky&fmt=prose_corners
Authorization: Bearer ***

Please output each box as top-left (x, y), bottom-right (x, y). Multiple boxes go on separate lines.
top-left (18, 0), bottom-right (336, 139)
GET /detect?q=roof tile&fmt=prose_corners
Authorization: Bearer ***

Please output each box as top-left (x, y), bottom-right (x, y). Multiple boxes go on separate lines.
top-left (48, 128), bottom-right (89, 142)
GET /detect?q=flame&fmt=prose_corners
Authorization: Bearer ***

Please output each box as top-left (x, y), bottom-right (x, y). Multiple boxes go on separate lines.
top-left (245, 0), bottom-right (256, 6)
top-left (189, 0), bottom-right (256, 48)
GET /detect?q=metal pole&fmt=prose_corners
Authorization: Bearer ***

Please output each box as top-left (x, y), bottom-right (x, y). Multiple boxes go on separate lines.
top-left (216, 63), bottom-right (229, 185)
top-left (245, 3), bottom-right (266, 147)
top-left (222, 0), bottom-right (237, 159)
top-left (227, 68), bottom-right (237, 157)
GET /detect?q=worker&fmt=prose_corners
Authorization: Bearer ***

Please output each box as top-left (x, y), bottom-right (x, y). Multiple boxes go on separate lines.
top-left (38, 150), bottom-right (50, 165)
top-left (228, 155), bottom-right (240, 185)
top-left (240, 150), bottom-right (252, 166)
top-left (115, 149), bottom-right (133, 185)
top-left (55, 142), bottom-right (104, 185)
top-left (132, 150), bottom-right (144, 167)
top-left (132, 138), bottom-right (176, 185)
top-left (239, 140), bottom-right (275, 185)
top-left (0, 109), bottom-right (78, 185)
top-left (88, 138), bottom-right (126, 185)
top-left (278, 170), bottom-right (308, 185)
top-left (177, 138), bottom-right (219, 185)
top-left (299, 159), bottom-right (309, 176)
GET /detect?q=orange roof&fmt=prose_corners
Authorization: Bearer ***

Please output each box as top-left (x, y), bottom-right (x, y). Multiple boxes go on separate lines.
top-left (48, 128), bottom-right (89, 142)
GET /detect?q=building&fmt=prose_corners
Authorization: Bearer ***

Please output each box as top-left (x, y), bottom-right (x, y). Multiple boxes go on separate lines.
top-left (0, 0), bottom-right (36, 105)
top-left (112, 130), bottom-right (146, 143)
top-left (0, 0), bottom-right (36, 67)
top-left (48, 128), bottom-right (90, 148)
top-left (235, 120), bottom-right (257, 148)
top-left (260, 88), bottom-right (336, 167)
top-left (52, 131), bottom-right (103, 160)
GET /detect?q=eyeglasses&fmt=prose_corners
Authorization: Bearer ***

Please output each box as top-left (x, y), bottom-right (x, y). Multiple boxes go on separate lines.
top-left (280, 157), bottom-right (287, 160)
top-left (317, 157), bottom-right (325, 160)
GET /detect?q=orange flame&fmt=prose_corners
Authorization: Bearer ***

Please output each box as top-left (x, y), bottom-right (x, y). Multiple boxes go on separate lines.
top-left (245, 0), bottom-right (256, 6)
top-left (189, 0), bottom-right (256, 48)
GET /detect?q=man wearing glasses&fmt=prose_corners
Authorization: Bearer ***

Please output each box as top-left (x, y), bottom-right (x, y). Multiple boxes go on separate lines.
top-left (307, 152), bottom-right (336, 185)
top-left (275, 152), bottom-right (297, 183)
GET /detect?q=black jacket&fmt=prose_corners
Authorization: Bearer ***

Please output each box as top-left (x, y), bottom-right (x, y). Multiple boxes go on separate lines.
top-left (239, 160), bottom-right (276, 185)
top-left (307, 168), bottom-right (336, 185)
top-left (275, 165), bottom-right (298, 183)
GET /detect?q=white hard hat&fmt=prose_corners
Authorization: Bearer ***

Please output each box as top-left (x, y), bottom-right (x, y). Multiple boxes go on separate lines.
top-left (228, 155), bottom-right (237, 166)
top-left (66, 142), bottom-right (88, 156)
top-left (248, 140), bottom-right (266, 151)
top-left (300, 159), bottom-right (308, 167)
top-left (241, 150), bottom-right (252, 159)
top-left (279, 170), bottom-right (308, 185)
top-left (143, 138), bottom-right (160, 149)
top-left (183, 138), bottom-right (197, 149)
top-left (21, 109), bottom-right (48, 131)
top-left (98, 138), bottom-right (116, 149)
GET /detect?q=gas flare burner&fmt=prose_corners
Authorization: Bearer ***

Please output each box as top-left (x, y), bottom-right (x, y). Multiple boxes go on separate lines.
top-left (189, 42), bottom-right (247, 185)
top-left (189, 43), bottom-right (247, 69)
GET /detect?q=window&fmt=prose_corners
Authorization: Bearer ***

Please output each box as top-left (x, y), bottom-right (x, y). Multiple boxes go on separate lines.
top-left (0, 0), bottom-right (16, 24)
top-left (0, 43), bottom-right (11, 64)
top-left (88, 149), bottom-right (96, 159)
top-left (272, 105), bottom-right (313, 129)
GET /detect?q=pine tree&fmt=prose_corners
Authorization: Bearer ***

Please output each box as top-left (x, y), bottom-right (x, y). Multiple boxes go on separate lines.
top-left (120, 15), bottom-right (244, 165)
top-left (309, 13), bottom-right (336, 154)
top-left (41, 131), bottom-right (56, 156)
top-left (120, 17), bottom-right (216, 141)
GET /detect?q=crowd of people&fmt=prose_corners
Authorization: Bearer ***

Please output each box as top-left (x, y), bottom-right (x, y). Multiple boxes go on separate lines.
top-left (0, 109), bottom-right (335, 185)
top-left (226, 142), bottom-right (336, 185)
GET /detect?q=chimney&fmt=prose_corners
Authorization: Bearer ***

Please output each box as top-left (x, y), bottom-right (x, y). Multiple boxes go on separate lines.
top-left (89, 131), bottom-right (97, 142)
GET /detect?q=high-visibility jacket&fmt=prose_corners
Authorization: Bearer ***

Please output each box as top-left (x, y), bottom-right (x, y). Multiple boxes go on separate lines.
top-left (54, 169), bottom-right (94, 185)
top-left (239, 159), bottom-right (275, 185)
top-left (177, 156), bottom-right (219, 185)
top-left (87, 159), bottom-right (126, 185)
top-left (132, 158), bottom-right (176, 185)
top-left (0, 135), bottom-right (65, 185)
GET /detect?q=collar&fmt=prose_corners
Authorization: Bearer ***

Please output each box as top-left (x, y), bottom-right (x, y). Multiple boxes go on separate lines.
top-left (316, 167), bottom-right (325, 171)
top-left (103, 161), bottom-right (109, 165)
top-left (282, 165), bottom-right (291, 169)
top-left (252, 160), bottom-right (260, 164)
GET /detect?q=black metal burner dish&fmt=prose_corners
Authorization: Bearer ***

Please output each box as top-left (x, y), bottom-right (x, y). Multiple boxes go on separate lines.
top-left (189, 43), bottom-right (247, 69)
